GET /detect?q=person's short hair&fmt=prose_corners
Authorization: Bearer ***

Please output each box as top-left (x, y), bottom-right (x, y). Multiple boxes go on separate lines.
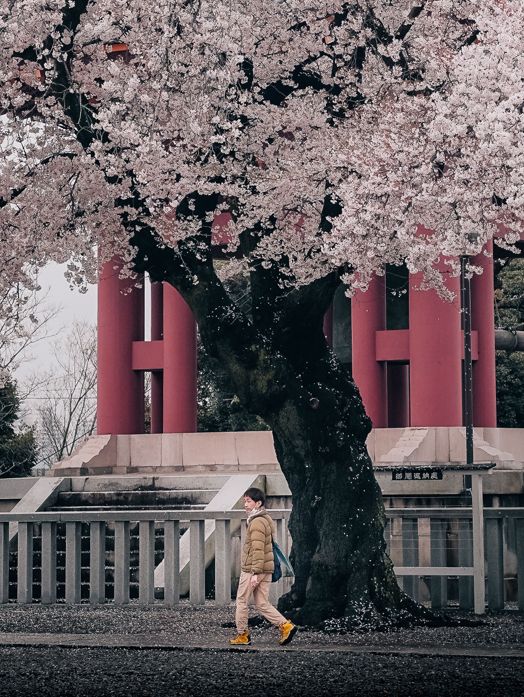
top-left (243, 487), bottom-right (265, 505)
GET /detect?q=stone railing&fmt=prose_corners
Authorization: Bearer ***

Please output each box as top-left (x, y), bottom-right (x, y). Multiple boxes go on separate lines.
top-left (0, 510), bottom-right (291, 606)
top-left (1, 508), bottom-right (523, 612)
top-left (385, 507), bottom-right (524, 613)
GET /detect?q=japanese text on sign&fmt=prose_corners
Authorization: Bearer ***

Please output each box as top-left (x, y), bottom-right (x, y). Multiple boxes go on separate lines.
top-left (392, 468), bottom-right (443, 481)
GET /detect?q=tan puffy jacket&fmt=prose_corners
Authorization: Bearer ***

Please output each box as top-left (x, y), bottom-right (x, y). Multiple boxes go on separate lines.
top-left (241, 510), bottom-right (275, 575)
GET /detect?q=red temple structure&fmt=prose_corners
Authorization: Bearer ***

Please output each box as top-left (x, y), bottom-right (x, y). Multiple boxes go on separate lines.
top-left (96, 243), bottom-right (497, 436)
top-left (95, 43), bottom-right (499, 437)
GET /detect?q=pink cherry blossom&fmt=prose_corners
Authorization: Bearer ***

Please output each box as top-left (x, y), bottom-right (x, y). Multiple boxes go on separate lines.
top-left (0, 1), bottom-right (522, 300)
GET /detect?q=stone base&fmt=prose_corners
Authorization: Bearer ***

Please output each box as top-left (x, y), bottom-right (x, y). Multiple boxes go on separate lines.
top-left (49, 431), bottom-right (280, 477)
top-left (49, 427), bottom-right (524, 478)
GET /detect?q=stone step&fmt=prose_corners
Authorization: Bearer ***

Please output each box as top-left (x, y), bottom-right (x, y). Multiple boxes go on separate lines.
top-left (69, 475), bottom-right (230, 493)
top-left (46, 504), bottom-right (206, 512)
top-left (53, 489), bottom-right (218, 509)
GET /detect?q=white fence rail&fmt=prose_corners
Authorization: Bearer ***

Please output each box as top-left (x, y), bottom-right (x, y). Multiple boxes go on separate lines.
top-left (0, 508), bottom-right (523, 612)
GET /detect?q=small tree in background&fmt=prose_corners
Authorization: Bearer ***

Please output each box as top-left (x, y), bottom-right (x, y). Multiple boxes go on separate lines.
top-left (198, 273), bottom-right (268, 432)
top-left (0, 284), bottom-right (59, 388)
top-left (0, 380), bottom-right (36, 478)
top-left (35, 322), bottom-right (97, 468)
top-left (198, 339), bottom-right (268, 433)
top-left (495, 258), bottom-right (524, 427)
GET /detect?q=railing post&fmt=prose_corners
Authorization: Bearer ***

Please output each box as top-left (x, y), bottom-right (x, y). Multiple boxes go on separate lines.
top-left (471, 473), bottom-right (486, 614)
top-left (275, 517), bottom-right (286, 600)
top-left (90, 521), bottom-right (106, 605)
top-left (17, 522), bottom-right (33, 604)
top-left (402, 518), bottom-right (420, 602)
top-left (65, 522), bottom-right (82, 604)
top-left (164, 521), bottom-right (180, 606)
top-left (430, 519), bottom-right (447, 609)
top-left (389, 517), bottom-right (403, 570)
top-left (240, 520), bottom-right (247, 550)
top-left (384, 518), bottom-right (391, 556)
top-left (114, 521), bottom-right (130, 605)
top-left (214, 519), bottom-right (231, 606)
top-left (139, 520), bottom-right (155, 605)
top-left (486, 517), bottom-right (504, 610)
top-left (458, 519), bottom-right (474, 609)
top-left (516, 518), bottom-right (524, 612)
top-left (41, 522), bottom-right (57, 604)
top-left (0, 522), bottom-right (9, 604)
top-left (190, 519), bottom-right (205, 604)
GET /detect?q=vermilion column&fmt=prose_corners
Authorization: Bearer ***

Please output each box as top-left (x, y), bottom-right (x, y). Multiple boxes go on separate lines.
top-left (351, 275), bottom-right (387, 427)
top-left (97, 261), bottom-right (144, 434)
top-left (150, 281), bottom-right (164, 434)
top-left (409, 264), bottom-right (462, 426)
top-left (471, 242), bottom-right (497, 426)
top-left (162, 284), bottom-right (197, 432)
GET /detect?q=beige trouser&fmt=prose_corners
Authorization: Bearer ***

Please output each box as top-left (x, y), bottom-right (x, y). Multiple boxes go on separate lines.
top-left (235, 571), bottom-right (287, 632)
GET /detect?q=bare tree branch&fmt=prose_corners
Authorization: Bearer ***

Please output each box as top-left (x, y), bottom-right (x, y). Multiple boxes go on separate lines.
top-left (35, 321), bottom-right (97, 468)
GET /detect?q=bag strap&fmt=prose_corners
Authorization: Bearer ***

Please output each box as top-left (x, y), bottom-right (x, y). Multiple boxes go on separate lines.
top-left (262, 514), bottom-right (275, 538)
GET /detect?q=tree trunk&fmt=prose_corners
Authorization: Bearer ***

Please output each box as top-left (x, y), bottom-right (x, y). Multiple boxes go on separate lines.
top-left (138, 229), bottom-right (440, 629)
top-left (262, 326), bottom-right (433, 629)
top-left (269, 386), bottom-right (423, 629)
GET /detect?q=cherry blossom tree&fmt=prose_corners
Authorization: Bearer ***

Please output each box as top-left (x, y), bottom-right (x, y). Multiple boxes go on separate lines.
top-left (1, 1), bottom-right (523, 627)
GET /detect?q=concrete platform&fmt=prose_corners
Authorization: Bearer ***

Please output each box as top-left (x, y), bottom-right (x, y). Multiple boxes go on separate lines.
top-left (48, 428), bottom-right (524, 477)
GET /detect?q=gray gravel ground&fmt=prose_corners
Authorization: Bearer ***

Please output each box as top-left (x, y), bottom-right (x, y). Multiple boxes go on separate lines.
top-left (0, 604), bottom-right (522, 697)
top-left (0, 603), bottom-right (523, 648)
top-left (0, 647), bottom-right (523, 697)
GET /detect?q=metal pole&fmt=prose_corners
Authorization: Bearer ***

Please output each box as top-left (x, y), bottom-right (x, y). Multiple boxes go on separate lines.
top-left (460, 255), bottom-right (474, 467)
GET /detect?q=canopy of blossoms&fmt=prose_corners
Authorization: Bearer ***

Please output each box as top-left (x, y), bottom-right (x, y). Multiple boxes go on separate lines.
top-left (0, 0), bottom-right (522, 299)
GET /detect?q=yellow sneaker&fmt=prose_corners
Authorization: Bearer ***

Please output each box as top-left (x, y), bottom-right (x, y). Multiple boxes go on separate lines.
top-left (229, 631), bottom-right (251, 646)
top-left (278, 621), bottom-right (297, 646)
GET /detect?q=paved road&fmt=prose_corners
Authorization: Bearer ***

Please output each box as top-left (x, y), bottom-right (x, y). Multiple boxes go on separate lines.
top-left (0, 631), bottom-right (523, 658)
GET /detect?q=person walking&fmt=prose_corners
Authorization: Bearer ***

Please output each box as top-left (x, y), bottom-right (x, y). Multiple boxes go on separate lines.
top-left (229, 487), bottom-right (297, 646)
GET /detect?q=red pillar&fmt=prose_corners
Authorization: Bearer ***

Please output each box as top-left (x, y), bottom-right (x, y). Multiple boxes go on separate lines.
top-left (162, 284), bottom-right (197, 432)
top-left (471, 242), bottom-right (497, 426)
top-left (97, 260), bottom-right (144, 434)
top-left (409, 264), bottom-right (462, 426)
top-left (351, 275), bottom-right (387, 427)
top-left (150, 281), bottom-right (164, 434)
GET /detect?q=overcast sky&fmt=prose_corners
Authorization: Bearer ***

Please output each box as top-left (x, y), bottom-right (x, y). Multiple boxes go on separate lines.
top-left (16, 262), bottom-right (97, 382)
top-left (16, 262), bottom-right (154, 382)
